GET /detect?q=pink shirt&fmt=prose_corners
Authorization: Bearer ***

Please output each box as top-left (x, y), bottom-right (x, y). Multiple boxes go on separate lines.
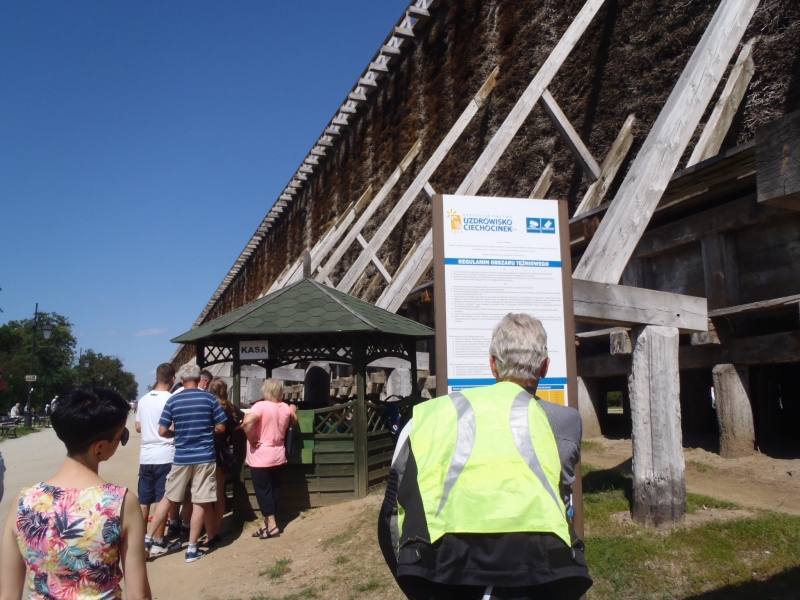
top-left (246, 400), bottom-right (294, 468)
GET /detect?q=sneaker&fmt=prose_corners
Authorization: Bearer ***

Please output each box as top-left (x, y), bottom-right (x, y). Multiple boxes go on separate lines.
top-left (205, 534), bottom-right (222, 549)
top-left (185, 548), bottom-right (205, 563)
top-left (144, 538), bottom-right (153, 554)
top-left (149, 539), bottom-right (182, 557)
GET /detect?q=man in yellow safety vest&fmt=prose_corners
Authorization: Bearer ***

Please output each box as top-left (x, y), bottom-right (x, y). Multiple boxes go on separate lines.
top-left (378, 313), bottom-right (592, 599)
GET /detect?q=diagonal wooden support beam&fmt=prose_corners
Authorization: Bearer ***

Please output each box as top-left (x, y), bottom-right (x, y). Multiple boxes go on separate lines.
top-left (314, 141), bottom-right (421, 284)
top-left (456, 0), bottom-right (606, 197)
top-left (377, 0), bottom-right (606, 311)
top-left (687, 39), bottom-right (755, 167)
top-left (573, 0), bottom-right (760, 284)
top-left (335, 68), bottom-right (500, 293)
top-left (356, 234), bottom-right (393, 283)
top-left (574, 114), bottom-right (636, 216)
top-left (529, 162), bottom-right (554, 199)
top-left (540, 89), bottom-right (601, 182)
top-left (376, 230), bottom-right (433, 312)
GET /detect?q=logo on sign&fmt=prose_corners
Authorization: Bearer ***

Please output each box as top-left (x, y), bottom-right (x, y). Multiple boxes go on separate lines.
top-left (447, 209), bottom-right (463, 232)
top-left (527, 217), bottom-right (556, 234)
top-left (239, 340), bottom-right (269, 360)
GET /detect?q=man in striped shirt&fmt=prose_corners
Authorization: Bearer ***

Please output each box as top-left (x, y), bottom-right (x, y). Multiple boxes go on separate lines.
top-left (145, 363), bottom-right (226, 563)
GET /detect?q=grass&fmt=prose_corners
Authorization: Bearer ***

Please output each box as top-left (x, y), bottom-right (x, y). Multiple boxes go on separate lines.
top-left (582, 439), bottom-right (602, 452)
top-left (334, 554), bottom-right (350, 565)
top-left (259, 557), bottom-right (292, 580)
top-left (582, 462), bottom-right (800, 599)
top-left (688, 459), bottom-right (714, 473)
top-left (250, 588), bottom-right (317, 600)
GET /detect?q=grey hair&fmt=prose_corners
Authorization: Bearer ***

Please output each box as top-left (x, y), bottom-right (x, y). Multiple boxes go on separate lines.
top-left (489, 313), bottom-right (548, 382)
top-left (261, 378), bottom-right (284, 402)
top-left (176, 363), bottom-right (201, 382)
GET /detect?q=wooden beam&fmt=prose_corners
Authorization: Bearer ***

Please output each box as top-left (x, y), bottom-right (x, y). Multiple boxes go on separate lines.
top-left (324, 127), bottom-right (342, 136)
top-left (708, 293), bottom-right (800, 318)
top-left (317, 137), bottom-right (334, 147)
top-left (407, 6), bottom-right (431, 20)
top-left (573, 114), bottom-right (636, 216)
top-left (369, 61), bottom-right (389, 73)
top-left (529, 162), bottom-right (554, 199)
top-left (712, 364), bottom-right (756, 458)
top-left (299, 166), bottom-right (314, 174)
top-left (456, 0), bottom-right (606, 197)
top-left (688, 40), bottom-right (755, 167)
top-left (756, 109), bottom-right (800, 211)
top-left (540, 89), bottom-right (601, 182)
top-left (573, 0), bottom-right (760, 284)
top-left (358, 77), bottom-right (379, 88)
top-left (573, 279), bottom-right (708, 332)
top-left (356, 234), bottom-right (393, 283)
top-left (377, 230), bottom-right (433, 312)
top-left (332, 117), bottom-right (350, 127)
top-left (335, 68), bottom-right (499, 293)
top-left (394, 26), bottom-right (415, 39)
top-left (339, 105), bottom-right (357, 115)
top-left (381, 44), bottom-right (402, 56)
top-left (314, 140), bottom-right (421, 284)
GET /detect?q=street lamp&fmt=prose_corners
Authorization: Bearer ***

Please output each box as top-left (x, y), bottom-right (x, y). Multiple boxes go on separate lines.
top-left (25, 303), bottom-right (52, 428)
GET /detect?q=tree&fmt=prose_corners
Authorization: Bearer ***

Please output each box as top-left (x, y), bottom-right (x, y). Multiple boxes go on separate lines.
top-left (0, 312), bottom-right (77, 414)
top-left (76, 349), bottom-right (138, 401)
top-left (0, 313), bottom-right (139, 412)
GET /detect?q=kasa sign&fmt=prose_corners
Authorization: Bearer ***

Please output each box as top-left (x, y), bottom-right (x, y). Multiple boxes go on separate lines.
top-left (239, 340), bottom-right (269, 360)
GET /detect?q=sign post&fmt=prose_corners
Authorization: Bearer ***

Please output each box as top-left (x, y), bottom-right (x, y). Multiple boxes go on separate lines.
top-left (432, 194), bottom-right (583, 537)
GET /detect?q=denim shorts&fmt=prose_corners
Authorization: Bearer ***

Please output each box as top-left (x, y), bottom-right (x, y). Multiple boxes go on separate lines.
top-left (138, 463), bottom-right (172, 505)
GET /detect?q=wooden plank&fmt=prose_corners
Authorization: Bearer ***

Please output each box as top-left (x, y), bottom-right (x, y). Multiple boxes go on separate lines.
top-left (756, 108), bottom-right (800, 210)
top-left (368, 466), bottom-right (392, 482)
top-left (687, 40), bottom-right (755, 167)
top-left (708, 293), bottom-right (800, 318)
top-left (367, 436), bottom-right (394, 452)
top-left (314, 440), bottom-right (355, 453)
top-left (336, 68), bottom-right (500, 293)
top-left (540, 89), bottom-right (601, 182)
top-left (368, 451), bottom-right (394, 467)
top-left (381, 44), bottom-right (402, 56)
top-left (701, 233), bottom-right (739, 309)
top-left (573, 0), bottom-right (760, 284)
top-left (356, 234), bottom-right (393, 282)
top-left (575, 326), bottom-right (629, 339)
top-left (633, 194), bottom-right (778, 258)
top-left (574, 114), bottom-right (636, 216)
top-left (315, 140), bottom-right (421, 284)
top-left (529, 162), bottom-right (554, 199)
top-left (573, 279), bottom-right (708, 332)
top-left (369, 61), bottom-right (389, 73)
top-left (314, 452), bottom-right (355, 464)
top-left (394, 26), bottom-right (414, 38)
top-left (456, 0), bottom-right (607, 197)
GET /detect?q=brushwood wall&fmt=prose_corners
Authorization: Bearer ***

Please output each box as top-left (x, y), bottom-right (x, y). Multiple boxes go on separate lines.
top-left (175, 0), bottom-right (800, 367)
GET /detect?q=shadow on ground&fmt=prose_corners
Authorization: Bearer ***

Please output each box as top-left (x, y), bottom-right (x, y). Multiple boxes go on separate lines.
top-left (683, 566), bottom-right (800, 600)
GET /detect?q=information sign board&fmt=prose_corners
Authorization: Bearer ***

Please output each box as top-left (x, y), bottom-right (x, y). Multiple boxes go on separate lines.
top-left (25, 375), bottom-right (37, 382)
top-left (239, 340), bottom-right (269, 360)
top-left (432, 195), bottom-right (577, 406)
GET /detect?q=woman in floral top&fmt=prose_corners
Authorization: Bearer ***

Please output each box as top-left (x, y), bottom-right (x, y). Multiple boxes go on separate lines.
top-left (0, 386), bottom-right (151, 600)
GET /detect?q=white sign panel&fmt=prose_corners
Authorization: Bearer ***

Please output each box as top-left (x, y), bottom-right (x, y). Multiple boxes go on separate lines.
top-left (437, 195), bottom-right (568, 405)
top-left (239, 340), bottom-right (269, 360)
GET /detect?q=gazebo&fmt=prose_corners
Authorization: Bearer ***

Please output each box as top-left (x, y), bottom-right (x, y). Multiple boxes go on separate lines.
top-left (171, 278), bottom-right (434, 507)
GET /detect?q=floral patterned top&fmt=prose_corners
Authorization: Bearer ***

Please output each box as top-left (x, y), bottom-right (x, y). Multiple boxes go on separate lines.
top-left (14, 483), bottom-right (126, 600)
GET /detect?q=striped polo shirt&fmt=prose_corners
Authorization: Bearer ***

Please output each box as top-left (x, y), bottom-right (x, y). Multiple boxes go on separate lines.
top-left (159, 388), bottom-right (226, 466)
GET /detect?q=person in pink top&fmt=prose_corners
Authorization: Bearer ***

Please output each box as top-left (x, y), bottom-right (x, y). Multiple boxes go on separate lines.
top-left (243, 378), bottom-right (297, 539)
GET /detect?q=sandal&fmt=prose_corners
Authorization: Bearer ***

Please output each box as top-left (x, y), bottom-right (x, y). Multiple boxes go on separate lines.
top-left (266, 526), bottom-right (281, 538)
top-left (251, 527), bottom-right (268, 539)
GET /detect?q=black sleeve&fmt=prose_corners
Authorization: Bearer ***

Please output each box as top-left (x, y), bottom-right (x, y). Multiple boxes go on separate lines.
top-left (378, 468), bottom-right (400, 576)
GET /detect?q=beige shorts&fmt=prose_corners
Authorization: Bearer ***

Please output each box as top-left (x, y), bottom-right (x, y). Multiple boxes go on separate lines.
top-left (164, 462), bottom-right (217, 504)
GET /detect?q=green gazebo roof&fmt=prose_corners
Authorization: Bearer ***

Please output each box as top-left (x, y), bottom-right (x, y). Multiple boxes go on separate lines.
top-left (172, 278), bottom-right (434, 343)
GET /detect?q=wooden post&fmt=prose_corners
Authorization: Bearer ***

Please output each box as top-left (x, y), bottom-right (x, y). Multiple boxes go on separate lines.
top-left (354, 341), bottom-right (368, 498)
top-left (577, 376), bottom-right (602, 439)
top-left (711, 364), bottom-right (755, 458)
top-left (628, 325), bottom-right (686, 526)
top-left (408, 341), bottom-right (419, 399)
top-left (232, 345), bottom-right (242, 409)
top-left (573, 0), bottom-right (760, 284)
top-left (529, 163), bottom-right (554, 199)
top-left (756, 109), bottom-right (800, 211)
top-left (195, 342), bottom-right (205, 368)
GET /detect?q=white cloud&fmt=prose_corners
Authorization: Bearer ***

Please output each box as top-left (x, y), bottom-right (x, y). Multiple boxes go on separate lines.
top-left (134, 328), bottom-right (168, 338)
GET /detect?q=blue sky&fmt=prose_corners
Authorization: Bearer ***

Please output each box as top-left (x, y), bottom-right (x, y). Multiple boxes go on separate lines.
top-left (1, 1), bottom-right (409, 395)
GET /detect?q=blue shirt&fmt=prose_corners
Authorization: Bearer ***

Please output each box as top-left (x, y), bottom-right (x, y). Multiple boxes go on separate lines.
top-left (159, 388), bottom-right (226, 466)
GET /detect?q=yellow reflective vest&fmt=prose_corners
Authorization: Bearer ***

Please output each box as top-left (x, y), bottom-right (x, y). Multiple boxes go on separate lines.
top-left (401, 381), bottom-right (571, 547)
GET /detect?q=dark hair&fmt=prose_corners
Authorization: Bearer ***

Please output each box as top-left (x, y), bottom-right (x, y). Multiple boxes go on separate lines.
top-left (156, 363), bottom-right (176, 384)
top-left (51, 386), bottom-right (130, 455)
top-left (199, 369), bottom-right (213, 380)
